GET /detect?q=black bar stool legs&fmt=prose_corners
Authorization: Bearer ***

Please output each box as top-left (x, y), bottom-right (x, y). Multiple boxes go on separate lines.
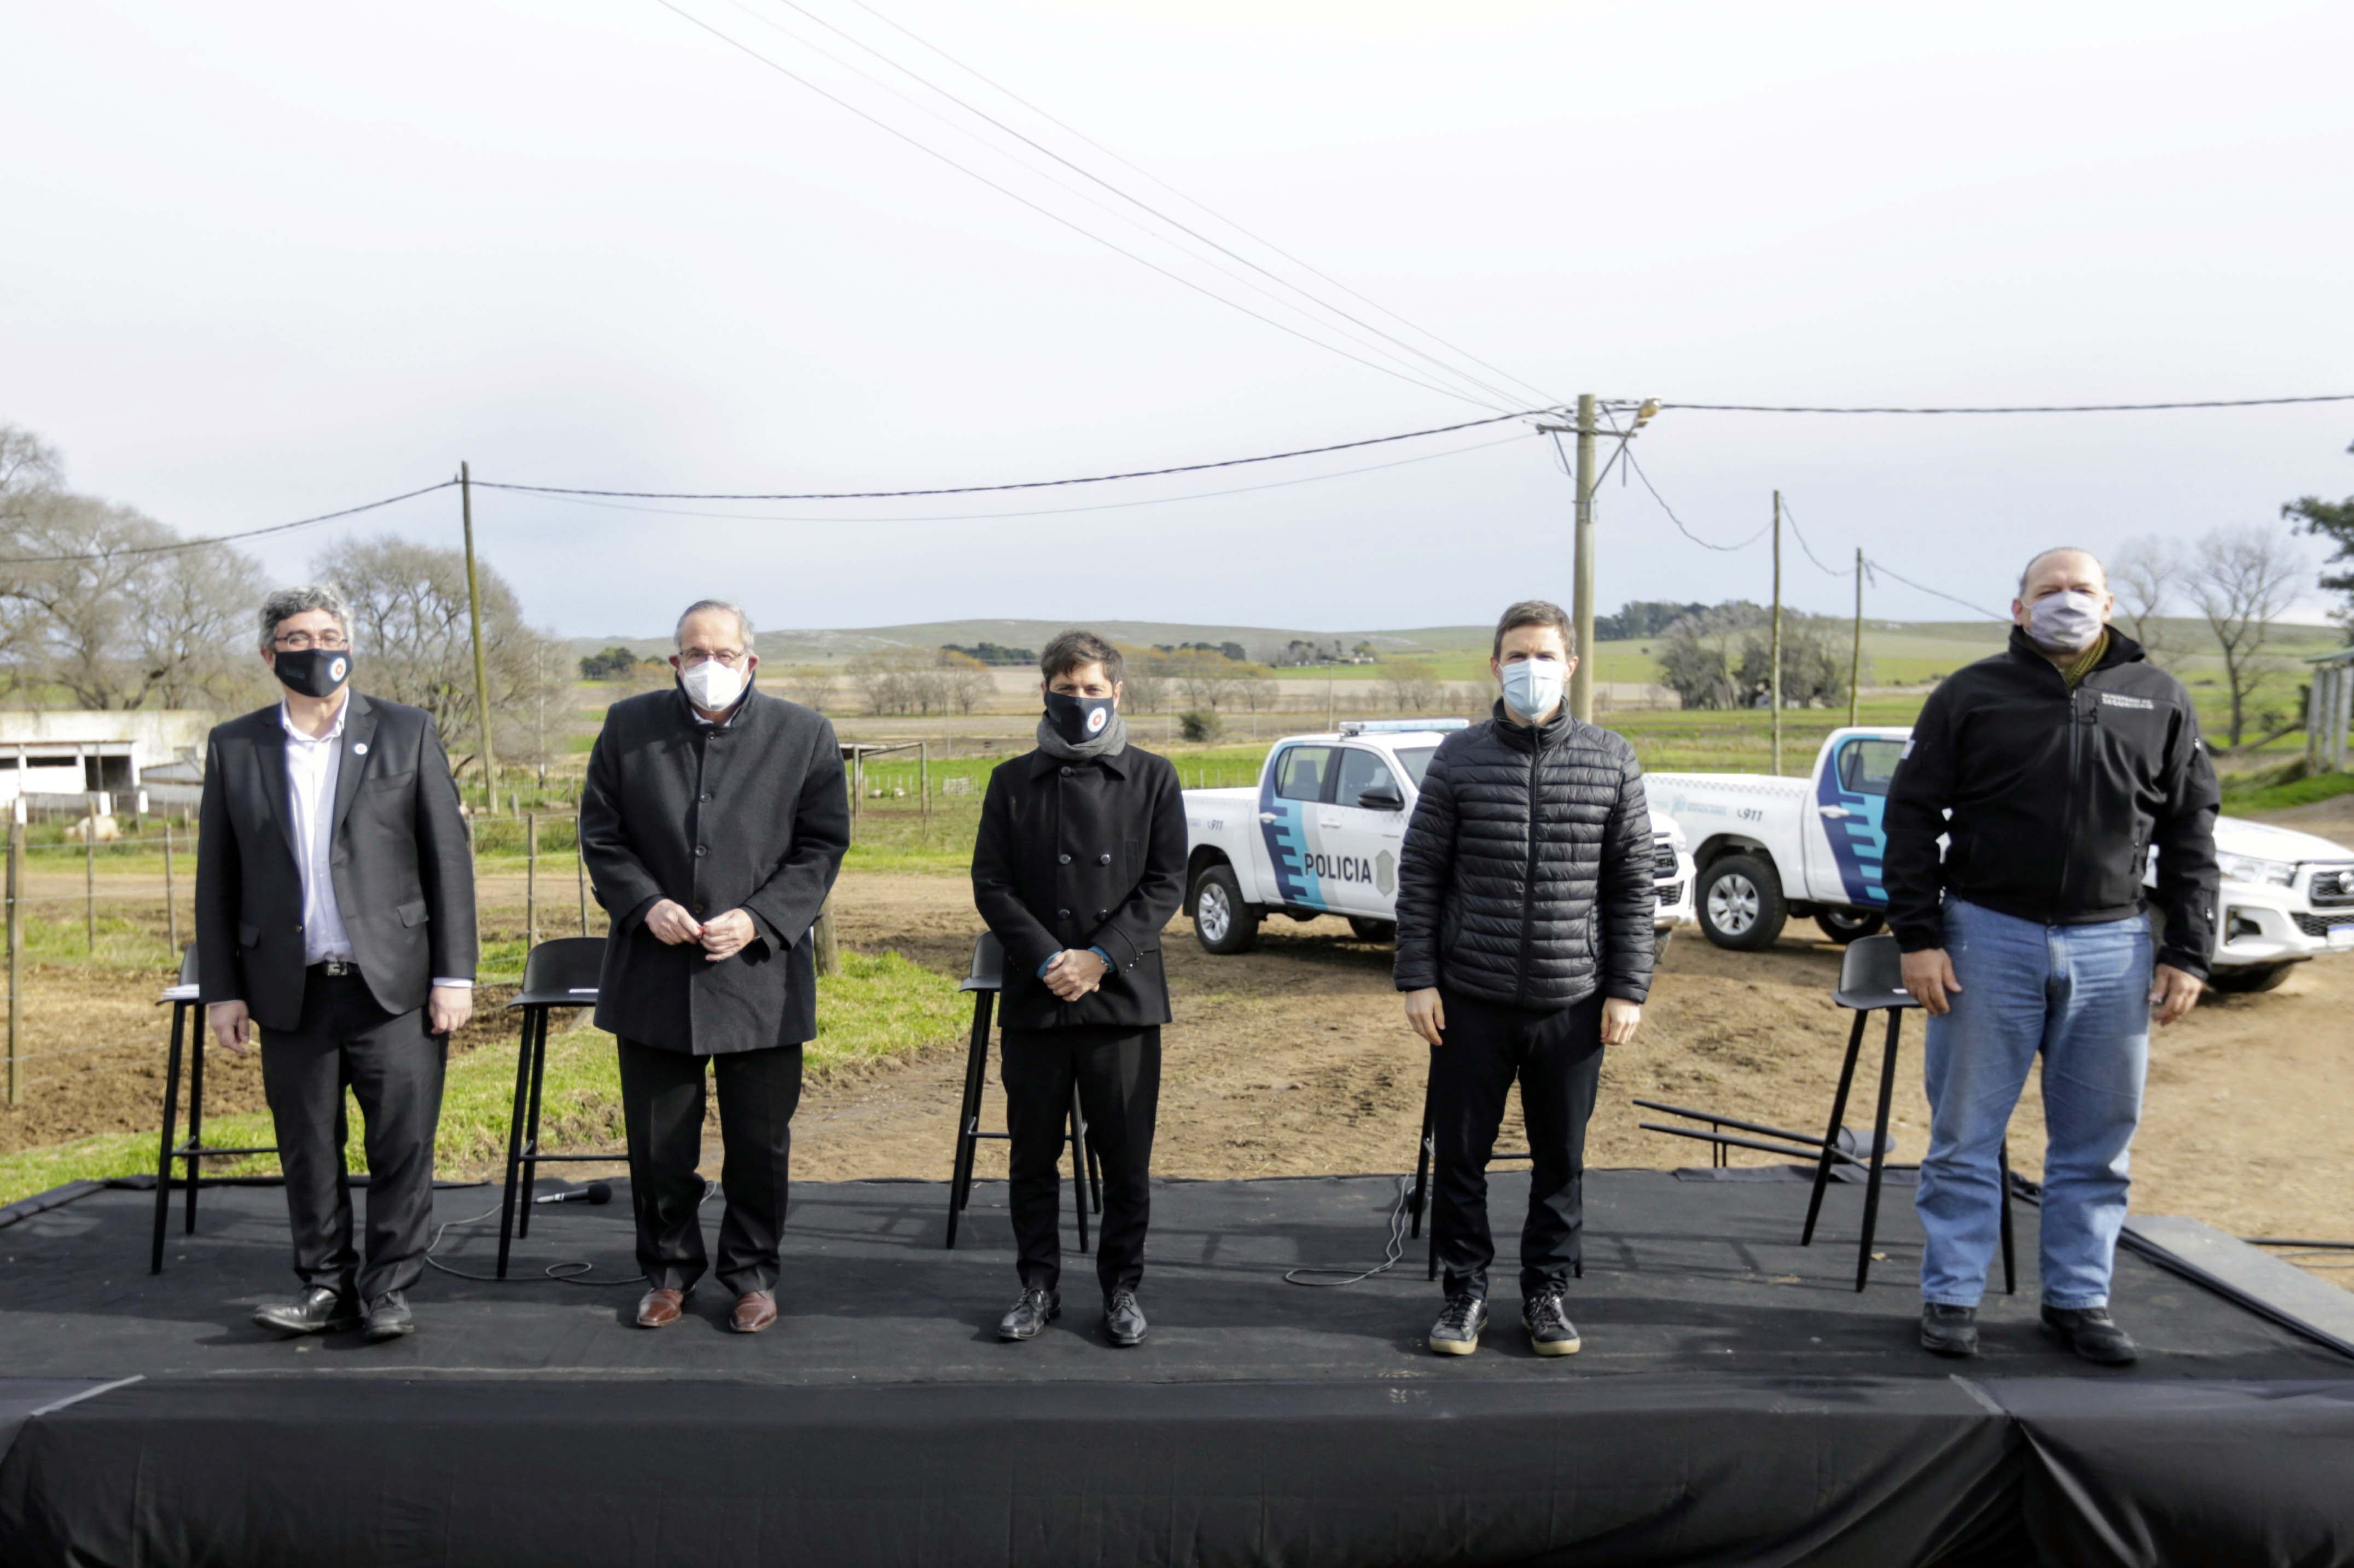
top-left (149, 947), bottom-right (278, 1276)
top-left (944, 989), bottom-right (995, 1250)
top-left (943, 932), bottom-right (1096, 1256)
top-left (493, 937), bottom-right (614, 1279)
top-left (149, 994), bottom-right (189, 1275)
top-left (1852, 1009), bottom-right (1905, 1292)
top-left (1801, 1011), bottom-right (1871, 1248)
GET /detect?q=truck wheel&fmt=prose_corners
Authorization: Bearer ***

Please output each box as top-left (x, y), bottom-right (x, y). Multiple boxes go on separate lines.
top-left (1816, 909), bottom-right (1886, 944)
top-left (1191, 865), bottom-right (1259, 955)
top-left (1699, 855), bottom-right (1788, 951)
top-left (2207, 962), bottom-right (2294, 995)
top-left (1348, 917), bottom-right (1397, 943)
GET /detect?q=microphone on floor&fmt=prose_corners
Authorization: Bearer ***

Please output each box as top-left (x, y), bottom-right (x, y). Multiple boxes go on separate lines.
top-left (534, 1181), bottom-right (614, 1206)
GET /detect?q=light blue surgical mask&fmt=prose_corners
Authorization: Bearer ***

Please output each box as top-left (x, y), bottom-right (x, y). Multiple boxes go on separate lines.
top-left (1500, 659), bottom-right (1565, 723)
top-left (2027, 589), bottom-right (2104, 653)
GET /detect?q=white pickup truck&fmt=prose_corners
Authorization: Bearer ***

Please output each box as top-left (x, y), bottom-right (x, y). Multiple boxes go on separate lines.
top-left (1650, 726), bottom-right (2354, 992)
top-left (1181, 721), bottom-right (1697, 955)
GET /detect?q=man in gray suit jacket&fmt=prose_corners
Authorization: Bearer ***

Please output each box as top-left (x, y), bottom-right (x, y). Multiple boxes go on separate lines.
top-left (197, 584), bottom-right (477, 1343)
top-left (580, 600), bottom-right (850, 1334)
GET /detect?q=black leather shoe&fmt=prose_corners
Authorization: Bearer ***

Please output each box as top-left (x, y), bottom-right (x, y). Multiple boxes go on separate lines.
top-left (2042, 1304), bottom-right (2138, 1366)
top-left (1522, 1288), bottom-right (1582, 1357)
top-left (1920, 1302), bottom-right (1980, 1357)
top-left (363, 1290), bottom-right (416, 1343)
top-left (253, 1287), bottom-right (361, 1337)
top-left (1429, 1293), bottom-right (1487, 1356)
top-left (1104, 1291), bottom-right (1148, 1348)
top-left (998, 1287), bottom-right (1060, 1341)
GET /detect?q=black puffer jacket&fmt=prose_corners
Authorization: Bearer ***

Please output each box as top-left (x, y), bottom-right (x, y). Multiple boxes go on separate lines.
top-left (1394, 701), bottom-right (1656, 1008)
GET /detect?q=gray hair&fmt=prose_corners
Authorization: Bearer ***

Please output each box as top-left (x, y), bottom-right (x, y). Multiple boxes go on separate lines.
top-left (675, 599), bottom-right (754, 651)
top-left (257, 584), bottom-right (354, 652)
top-left (2018, 547), bottom-right (2105, 595)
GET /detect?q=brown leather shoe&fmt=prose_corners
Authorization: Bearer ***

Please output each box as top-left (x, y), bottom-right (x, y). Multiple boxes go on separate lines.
top-left (730, 1291), bottom-right (777, 1334)
top-left (636, 1287), bottom-right (687, 1329)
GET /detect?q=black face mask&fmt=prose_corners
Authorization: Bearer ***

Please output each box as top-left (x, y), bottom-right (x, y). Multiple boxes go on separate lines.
top-left (1043, 689), bottom-right (1115, 745)
top-left (272, 647), bottom-right (353, 700)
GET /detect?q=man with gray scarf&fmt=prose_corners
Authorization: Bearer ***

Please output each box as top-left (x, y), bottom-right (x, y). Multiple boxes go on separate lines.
top-left (973, 630), bottom-right (1186, 1346)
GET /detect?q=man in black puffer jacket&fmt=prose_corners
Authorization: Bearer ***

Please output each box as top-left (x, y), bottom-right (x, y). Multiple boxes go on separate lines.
top-left (1396, 600), bottom-right (1655, 1358)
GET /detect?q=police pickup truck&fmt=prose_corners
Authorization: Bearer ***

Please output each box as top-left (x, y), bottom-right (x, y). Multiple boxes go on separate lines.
top-left (1651, 725), bottom-right (2354, 992)
top-left (1181, 720), bottom-right (1698, 956)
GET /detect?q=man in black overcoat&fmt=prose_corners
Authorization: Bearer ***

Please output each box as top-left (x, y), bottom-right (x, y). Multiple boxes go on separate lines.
top-left (973, 630), bottom-right (1187, 1347)
top-left (197, 584), bottom-right (477, 1343)
top-left (580, 600), bottom-right (849, 1334)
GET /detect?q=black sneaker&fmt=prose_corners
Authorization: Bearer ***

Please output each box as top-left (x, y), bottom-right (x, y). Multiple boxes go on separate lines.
top-left (1920, 1303), bottom-right (1980, 1358)
top-left (2042, 1304), bottom-right (2138, 1366)
top-left (1104, 1291), bottom-right (1148, 1348)
top-left (363, 1290), bottom-right (415, 1343)
top-left (253, 1286), bottom-right (361, 1338)
top-left (1521, 1288), bottom-right (1582, 1357)
top-left (1429, 1294), bottom-right (1487, 1356)
top-left (998, 1287), bottom-right (1060, 1341)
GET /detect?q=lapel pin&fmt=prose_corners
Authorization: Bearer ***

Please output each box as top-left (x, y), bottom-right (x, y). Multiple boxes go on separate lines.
top-left (353, 742), bottom-right (369, 756)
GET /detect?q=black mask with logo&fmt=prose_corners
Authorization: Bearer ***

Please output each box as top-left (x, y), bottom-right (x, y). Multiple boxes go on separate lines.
top-left (1043, 690), bottom-right (1115, 746)
top-left (272, 647), bottom-right (353, 700)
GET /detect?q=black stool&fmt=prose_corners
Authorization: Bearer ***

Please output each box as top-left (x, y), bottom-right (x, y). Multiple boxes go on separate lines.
top-left (1801, 934), bottom-right (2014, 1294)
top-left (943, 932), bottom-right (1100, 1251)
top-left (151, 944), bottom-right (280, 1274)
top-left (1406, 1049), bottom-right (1545, 1283)
top-left (496, 937), bottom-right (613, 1279)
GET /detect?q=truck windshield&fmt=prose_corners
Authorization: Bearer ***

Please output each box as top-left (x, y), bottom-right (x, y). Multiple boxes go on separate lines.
top-left (1394, 747), bottom-right (1438, 788)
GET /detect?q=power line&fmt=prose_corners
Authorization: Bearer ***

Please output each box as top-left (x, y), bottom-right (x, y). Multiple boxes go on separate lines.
top-left (0, 480), bottom-right (457, 567)
top-left (749, 0), bottom-right (1541, 413)
top-left (1621, 449), bottom-right (1770, 553)
top-left (475, 404), bottom-right (1544, 500)
top-left (1860, 557), bottom-right (2009, 620)
top-left (516, 431), bottom-right (1529, 524)
top-left (1645, 393), bottom-right (2354, 415)
top-left (651, 0), bottom-right (1497, 411)
top-left (830, 0), bottom-right (1565, 411)
top-left (1772, 495), bottom-right (1856, 577)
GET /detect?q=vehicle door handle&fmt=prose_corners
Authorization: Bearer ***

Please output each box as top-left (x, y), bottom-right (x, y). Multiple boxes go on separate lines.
top-left (1258, 812), bottom-right (1278, 825)
top-left (1818, 805), bottom-right (1852, 820)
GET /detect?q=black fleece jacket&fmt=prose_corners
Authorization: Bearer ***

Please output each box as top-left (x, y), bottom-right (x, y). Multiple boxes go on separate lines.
top-left (1883, 626), bottom-right (2219, 976)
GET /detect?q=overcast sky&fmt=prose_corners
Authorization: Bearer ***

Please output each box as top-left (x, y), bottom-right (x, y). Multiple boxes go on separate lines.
top-left (7, 1), bottom-right (2350, 637)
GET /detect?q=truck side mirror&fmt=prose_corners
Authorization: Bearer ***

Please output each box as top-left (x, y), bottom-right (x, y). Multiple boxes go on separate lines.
top-left (1358, 788), bottom-right (1405, 812)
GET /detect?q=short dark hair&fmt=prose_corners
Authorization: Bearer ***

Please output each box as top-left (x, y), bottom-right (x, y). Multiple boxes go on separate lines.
top-left (1492, 599), bottom-right (1574, 660)
top-left (1040, 630), bottom-right (1124, 686)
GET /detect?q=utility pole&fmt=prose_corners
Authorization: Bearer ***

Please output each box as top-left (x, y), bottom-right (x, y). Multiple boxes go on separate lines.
top-left (1850, 548), bottom-right (1864, 728)
top-left (460, 462), bottom-right (497, 813)
top-left (1572, 395), bottom-right (1598, 721)
top-left (1769, 491), bottom-right (1783, 774)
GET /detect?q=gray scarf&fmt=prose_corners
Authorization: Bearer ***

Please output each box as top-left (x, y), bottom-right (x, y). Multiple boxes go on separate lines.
top-left (1036, 705), bottom-right (1129, 762)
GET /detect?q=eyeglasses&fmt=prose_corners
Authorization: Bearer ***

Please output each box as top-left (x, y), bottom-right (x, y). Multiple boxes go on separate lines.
top-left (681, 647), bottom-right (747, 667)
top-left (274, 632), bottom-right (350, 652)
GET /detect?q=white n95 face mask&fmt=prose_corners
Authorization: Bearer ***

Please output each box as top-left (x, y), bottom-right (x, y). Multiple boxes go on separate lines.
top-left (1500, 659), bottom-right (1565, 722)
top-left (2027, 590), bottom-right (2104, 652)
top-left (681, 658), bottom-right (745, 712)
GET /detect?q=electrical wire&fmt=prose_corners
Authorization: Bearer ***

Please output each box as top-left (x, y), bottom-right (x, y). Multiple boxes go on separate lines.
top-left (651, 0), bottom-right (1499, 411)
top-left (750, 0), bottom-right (1541, 413)
top-left (1621, 448), bottom-right (1770, 553)
top-left (0, 480), bottom-right (458, 567)
top-left (421, 1180), bottom-right (718, 1287)
top-left (476, 404), bottom-right (1545, 499)
top-left (1284, 1174), bottom-right (1415, 1287)
top-left (519, 430), bottom-right (1529, 524)
top-left (1861, 557), bottom-right (2009, 620)
top-left (1648, 394), bottom-right (2354, 415)
top-left (1773, 495), bottom-right (1857, 577)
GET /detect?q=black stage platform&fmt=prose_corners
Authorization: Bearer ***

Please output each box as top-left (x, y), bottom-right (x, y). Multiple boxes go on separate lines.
top-left (2, 1171), bottom-right (2348, 1566)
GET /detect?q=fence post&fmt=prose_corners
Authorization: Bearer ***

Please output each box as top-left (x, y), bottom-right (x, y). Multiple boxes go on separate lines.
top-left (526, 811), bottom-right (539, 948)
top-left (86, 794), bottom-right (100, 954)
top-left (164, 820), bottom-right (180, 954)
top-left (8, 815), bottom-right (21, 1106)
top-left (812, 897), bottom-right (840, 978)
top-left (920, 740), bottom-right (929, 816)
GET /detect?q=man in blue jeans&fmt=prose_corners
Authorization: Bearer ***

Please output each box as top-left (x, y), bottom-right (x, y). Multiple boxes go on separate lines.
top-left (1885, 547), bottom-right (2217, 1364)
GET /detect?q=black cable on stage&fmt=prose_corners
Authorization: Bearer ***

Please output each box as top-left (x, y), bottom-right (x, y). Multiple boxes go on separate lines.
top-left (1648, 393), bottom-right (2354, 415)
top-left (422, 1180), bottom-right (718, 1287)
top-left (1283, 1175), bottom-right (1415, 1287)
top-left (476, 405), bottom-right (1547, 500)
top-left (0, 479), bottom-right (458, 567)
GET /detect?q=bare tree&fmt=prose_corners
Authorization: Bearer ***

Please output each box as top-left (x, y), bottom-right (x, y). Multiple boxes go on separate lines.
top-left (1382, 659), bottom-right (1444, 714)
top-left (2109, 536), bottom-right (2186, 667)
top-left (0, 425), bottom-right (62, 526)
top-left (2186, 525), bottom-right (2305, 746)
top-left (777, 665), bottom-right (838, 712)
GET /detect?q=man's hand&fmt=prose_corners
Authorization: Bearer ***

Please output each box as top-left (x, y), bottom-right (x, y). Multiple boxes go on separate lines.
top-left (1404, 987), bottom-right (1446, 1047)
top-left (2150, 963), bottom-right (2202, 1026)
top-left (644, 899), bottom-right (704, 946)
top-left (428, 985), bottom-right (474, 1037)
top-left (1601, 997), bottom-right (1642, 1046)
top-left (1902, 948), bottom-right (1962, 1015)
top-left (699, 909), bottom-right (758, 963)
top-left (1043, 948), bottom-right (1108, 1001)
top-left (207, 1000), bottom-right (252, 1058)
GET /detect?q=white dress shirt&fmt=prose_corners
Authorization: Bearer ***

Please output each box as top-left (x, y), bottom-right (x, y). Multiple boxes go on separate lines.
top-left (281, 699), bottom-right (470, 990)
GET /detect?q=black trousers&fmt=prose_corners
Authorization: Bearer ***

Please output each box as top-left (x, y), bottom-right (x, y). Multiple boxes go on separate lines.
top-left (1002, 1025), bottom-right (1159, 1299)
top-left (1429, 988), bottom-right (1605, 1300)
top-left (258, 967), bottom-right (447, 1303)
top-left (616, 1039), bottom-right (802, 1297)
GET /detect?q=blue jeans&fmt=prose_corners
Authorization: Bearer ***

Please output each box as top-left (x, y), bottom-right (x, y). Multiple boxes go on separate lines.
top-left (1916, 898), bottom-right (2152, 1309)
